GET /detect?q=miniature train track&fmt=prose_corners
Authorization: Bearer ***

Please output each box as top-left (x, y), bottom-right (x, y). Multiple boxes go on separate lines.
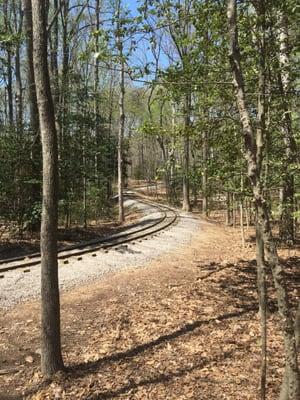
top-left (0, 192), bottom-right (179, 274)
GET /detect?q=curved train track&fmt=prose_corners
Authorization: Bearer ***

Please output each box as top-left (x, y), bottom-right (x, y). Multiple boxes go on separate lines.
top-left (0, 192), bottom-right (179, 275)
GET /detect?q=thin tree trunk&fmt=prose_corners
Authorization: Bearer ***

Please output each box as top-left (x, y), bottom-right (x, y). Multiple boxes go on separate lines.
top-left (94, 0), bottom-right (101, 189)
top-left (116, 0), bottom-right (125, 223)
top-left (226, 192), bottom-right (231, 225)
top-left (277, 10), bottom-right (296, 244)
top-left (15, 45), bottom-right (23, 132)
top-left (256, 205), bottom-right (267, 400)
top-left (23, 0), bottom-right (39, 137)
top-left (13, 0), bottom-right (23, 132)
top-left (227, 1), bottom-right (299, 399)
top-left (181, 1), bottom-right (191, 212)
top-left (202, 10), bottom-right (209, 216)
top-left (192, 150), bottom-right (198, 208)
top-left (51, 0), bottom-right (59, 107)
top-left (182, 93), bottom-right (191, 212)
top-left (280, 302), bottom-right (300, 400)
top-left (82, 131), bottom-right (87, 228)
top-left (118, 65), bottom-right (125, 223)
top-left (170, 104), bottom-right (177, 204)
top-left (202, 129), bottom-right (208, 215)
top-left (3, 1), bottom-right (14, 126)
top-left (32, 0), bottom-right (64, 376)
top-left (7, 50), bottom-right (14, 125)
top-left (245, 200), bottom-right (250, 230)
top-left (61, 0), bottom-right (70, 228)
top-left (240, 201), bottom-right (245, 249)
top-left (232, 194), bottom-right (236, 228)
top-left (23, 0), bottom-right (41, 215)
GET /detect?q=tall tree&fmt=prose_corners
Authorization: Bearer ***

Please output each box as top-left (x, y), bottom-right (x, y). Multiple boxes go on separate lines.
top-left (23, 0), bottom-right (39, 137)
top-left (116, 0), bottom-right (125, 222)
top-left (3, 2), bottom-right (14, 125)
top-left (277, 6), bottom-right (297, 244)
top-left (23, 0), bottom-right (41, 212)
top-left (227, 0), bottom-right (299, 399)
top-left (31, 0), bottom-right (64, 376)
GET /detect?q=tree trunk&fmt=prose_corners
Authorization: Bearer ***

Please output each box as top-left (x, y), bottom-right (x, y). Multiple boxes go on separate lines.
top-left (232, 194), bottom-right (236, 228)
top-left (23, 0), bottom-right (39, 136)
top-left (256, 204), bottom-right (267, 400)
top-left (202, 129), bottom-right (208, 215)
top-left (60, 0), bottom-right (70, 228)
top-left (226, 192), bottom-right (232, 225)
top-left (51, 0), bottom-right (60, 117)
top-left (32, 0), bottom-right (64, 377)
top-left (15, 40), bottom-right (23, 131)
top-left (12, 0), bottom-right (23, 132)
top-left (227, 1), bottom-right (299, 398)
top-left (116, 0), bottom-right (125, 223)
top-left (7, 50), bottom-right (14, 125)
top-left (277, 10), bottom-right (296, 244)
top-left (118, 64), bottom-right (125, 223)
top-left (3, 2), bottom-right (14, 125)
top-left (280, 301), bottom-right (300, 400)
top-left (94, 0), bottom-right (101, 190)
top-left (202, 12), bottom-right (209, 216)
top-left (240, 200), bottom-right (245, 249)
top-left (182, 93), bottom-right (191, 212)
top-left (23, 0), bottom-right (41, 211)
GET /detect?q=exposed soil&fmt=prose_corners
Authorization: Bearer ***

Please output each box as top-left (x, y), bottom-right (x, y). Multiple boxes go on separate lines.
top-left (0, 219), bottom-right (299, 399)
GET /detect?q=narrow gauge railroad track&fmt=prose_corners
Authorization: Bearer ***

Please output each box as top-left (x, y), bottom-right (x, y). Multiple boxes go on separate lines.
top-left (0, 193), bottom-right (179, 274)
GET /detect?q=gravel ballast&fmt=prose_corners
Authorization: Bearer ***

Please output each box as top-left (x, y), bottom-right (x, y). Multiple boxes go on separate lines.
top-left (0, 198), bottom-right (200, 309)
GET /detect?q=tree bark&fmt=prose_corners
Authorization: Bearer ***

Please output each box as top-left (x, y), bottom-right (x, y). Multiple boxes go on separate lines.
top-left (94, 0), bottom-right (101, 190)
top-left (202, 129), bottom-right (208, 215)
top-left (32, 0), bottom-right (64, 377)
top-left (60, 0), bottom-right (70, 228)
top-left (23, 0), bottom-right (41, 211)
top-left (116, 0), bottom-right (125, 223)
top-left (50, 0), bottom-right (60, 114)
top-left (277, 9), bottom-right (296, 244)
top-left (182, 93), bottom-right (191, 212)
top-left (226, 192), bottom-right (232, 225)
top-left (181, 0), bottom-right (191, 212)
top-left (227, 1), bottom-right (299, 399)
top-left (280, 301), bottom-right (300, 400)
top-left (3, 2), bottom-right (14, 125)
top-left (23, 0), bottom-right (39, 136)
top-left (14, 0), bottom-right (23, 132)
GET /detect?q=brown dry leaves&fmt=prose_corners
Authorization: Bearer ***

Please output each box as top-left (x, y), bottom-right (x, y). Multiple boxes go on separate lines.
top-left (0, 220), bottom-right (298, 399)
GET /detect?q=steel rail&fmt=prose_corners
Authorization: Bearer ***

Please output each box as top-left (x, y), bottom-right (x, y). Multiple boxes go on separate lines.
top-left (0, 194), bottom-right (179, 274)
top-left (0, 195), bottom-right (166, 266)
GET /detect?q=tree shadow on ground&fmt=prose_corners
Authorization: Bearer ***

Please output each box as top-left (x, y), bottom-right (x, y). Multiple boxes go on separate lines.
top-left (22, 306), bottom-right (257, 399)
top-left (70, 305), bottom-right (256, 377)
top-left (22, 253), bottom-right (300, 399)
top-left (84, 350), bottom-right (236, 400)
top-left (215, 259), bottom-right (283, 312)
top-left (210, 255), bottom-right (300, 312)
top-left (282, 256), bottom-right (300, 296)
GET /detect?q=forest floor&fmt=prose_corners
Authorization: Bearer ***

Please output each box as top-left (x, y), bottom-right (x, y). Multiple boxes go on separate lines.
top-left (0, 210), bottom-right (300, 399)
top-left (0, 205), bottom-right (142, 260)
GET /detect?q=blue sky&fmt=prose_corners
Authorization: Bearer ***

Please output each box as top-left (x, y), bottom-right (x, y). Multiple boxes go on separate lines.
top-left (124, 0), bottom-right (140, 14)
top-left (122, 0), bottom-right (172, 85)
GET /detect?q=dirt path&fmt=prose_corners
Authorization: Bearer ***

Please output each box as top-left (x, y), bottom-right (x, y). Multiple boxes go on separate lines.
top-left (0, 218), bottom-right (298, 399)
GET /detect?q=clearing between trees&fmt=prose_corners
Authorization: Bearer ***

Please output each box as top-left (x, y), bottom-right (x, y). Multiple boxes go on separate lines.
top-left (0, 216), bottom-right (299, 399)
